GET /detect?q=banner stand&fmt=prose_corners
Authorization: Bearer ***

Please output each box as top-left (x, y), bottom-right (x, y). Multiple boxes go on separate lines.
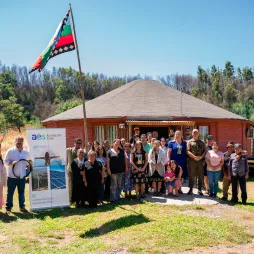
top-left (27, 128), bottom-right (70, 210)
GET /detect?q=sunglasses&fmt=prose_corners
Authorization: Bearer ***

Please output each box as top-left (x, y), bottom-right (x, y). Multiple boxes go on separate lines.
top-left (76, 142), bottom-right (82, 145)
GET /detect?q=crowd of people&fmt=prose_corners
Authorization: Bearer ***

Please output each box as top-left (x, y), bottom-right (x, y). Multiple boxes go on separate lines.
top-left (0, 126), bottom-right (250, 212)
top-left (66, 127), bottom-right (250, 209)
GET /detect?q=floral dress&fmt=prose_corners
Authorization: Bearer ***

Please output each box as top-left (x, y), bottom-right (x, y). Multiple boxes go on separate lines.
top-left (124, 153), bottom-right (133, 191)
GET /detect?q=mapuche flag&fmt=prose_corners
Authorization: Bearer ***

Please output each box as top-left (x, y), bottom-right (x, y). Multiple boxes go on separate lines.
top-left (29, 10), bottom-right (75, 73)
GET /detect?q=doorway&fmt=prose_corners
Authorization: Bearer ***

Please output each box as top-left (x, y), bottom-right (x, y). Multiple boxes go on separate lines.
top-left (139, 127), bottom-right (168, 139)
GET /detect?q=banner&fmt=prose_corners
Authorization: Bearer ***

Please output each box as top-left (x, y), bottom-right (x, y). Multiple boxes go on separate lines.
top-left (27, 128), bottom-right (69, 210)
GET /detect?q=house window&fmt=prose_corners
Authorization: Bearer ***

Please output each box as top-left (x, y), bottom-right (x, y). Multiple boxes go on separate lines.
top-left (107, 126), bottom-right (118, 145)
top-left (199, 126), bottom-right (209, 142)
top-left (94, 126), bottom-right (104, 143)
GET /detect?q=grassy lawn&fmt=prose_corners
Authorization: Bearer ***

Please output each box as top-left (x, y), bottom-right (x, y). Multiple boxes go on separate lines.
top-left (0, 181), bottom-right (253, 254)
top-left (217, 176), bottom-right (254, 213)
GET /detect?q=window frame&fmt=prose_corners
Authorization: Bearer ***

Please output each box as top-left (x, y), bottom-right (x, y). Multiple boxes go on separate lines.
top-left (198, 125), bottom-right (209, 142)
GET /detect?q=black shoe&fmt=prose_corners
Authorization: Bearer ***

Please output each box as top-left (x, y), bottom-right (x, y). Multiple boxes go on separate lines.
top-left (209, 193), bottom-right (213, 197)
top-left (157, 192), bottom-right (162, 196)
top-left (20, 207), bottom-right (29, 213)
top-left (6, 207), bottom-right (12, 213)
top-left (178, 189), bottom-right (183, 194)
top-left (75, 203), bottom-right (81, 209)
top-left (187, 189), bottom-right (193, 195)
top-left (153, 192), bottom-right (158, 196)
top-left (198, 191), bottom-right (204, 196)
top-left (230, 199), bottom-right (238, 204)
top-left (140, 193), bottom-right (146, 199)
top-left (136, 194), bottom-right (141, 200)
top-left (242, 200), bottom-right (247, 205)
top-left (221, 197), bottom-right (228, 201)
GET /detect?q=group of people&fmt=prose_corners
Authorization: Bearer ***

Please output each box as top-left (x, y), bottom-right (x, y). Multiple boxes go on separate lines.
top-left (0, 126), bottom-right (250, 213)
top-left (67, 127), bottom-right (249, 209)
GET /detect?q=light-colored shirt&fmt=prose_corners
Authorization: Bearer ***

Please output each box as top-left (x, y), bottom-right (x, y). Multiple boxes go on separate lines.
top-left (205, 150), bottom-right (224, 171)
top-left (4, 147), bottom-right (30, 178)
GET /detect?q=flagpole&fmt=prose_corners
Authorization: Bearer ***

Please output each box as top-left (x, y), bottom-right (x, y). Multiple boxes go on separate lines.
top-left (69, 3), bottom-right (89, 154)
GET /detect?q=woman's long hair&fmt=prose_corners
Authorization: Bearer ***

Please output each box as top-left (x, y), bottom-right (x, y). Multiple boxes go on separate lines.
top-left (92, 141), bottom-right (100, 151)
top-left (96, 145), bottom-right (106, 157)
top-left (133, 140), bottom-right (144, 154)
top-left (170, 160), bottom-right (180, 178)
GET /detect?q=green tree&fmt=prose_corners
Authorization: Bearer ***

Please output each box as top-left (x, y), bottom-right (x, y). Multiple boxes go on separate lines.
top-left (242, 67), bottom-right (253, 82)
top-left (55, 99), bottom-right (83, 114)
top-left (223, 83), bottom-right (238, 108)
top-left (0, 83), bottom-right (15, 99)
top-left (223, 61), bottom-right (234, 78)
top-left (0, 96), bottom-right (25, 132)
top-left (53, 78), bottom-right (74, 104)
top-left (211, 73), bottom-right (222, 103)
top-left (231, 100), bottom-right (254, 121)
top-left (210, 65), bottom-right (217, 77)
top-left (191, 85), bottom-right (199, 97)
top-left (237, 67), bottom-right (242, 80)
top-left (0, 112), bottom-right (7, 131)
top-left (0, 70), bottom-right (17, 86)
top-left (197, 66), bottom-right (208, 95)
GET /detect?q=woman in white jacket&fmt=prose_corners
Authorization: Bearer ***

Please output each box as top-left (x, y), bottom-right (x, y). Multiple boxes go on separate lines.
top-left (0, 144), bottom-right (7, 210)
top-left (148, 140), bottom-right (165, 196)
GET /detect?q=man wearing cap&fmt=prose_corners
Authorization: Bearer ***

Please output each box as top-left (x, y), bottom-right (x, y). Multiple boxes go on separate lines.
top-left (129, 127), bottom-right (140, 144)
top-left (66, 138), bottom-right (84, 203)
top-left (203, 135), bottom-right (214, 195)
top-left (229, 144), bottom-right (249, 204)
top-left (187, 129), bottom-right (207, 195)
top-left (221, 141), bottom-right (235, 200)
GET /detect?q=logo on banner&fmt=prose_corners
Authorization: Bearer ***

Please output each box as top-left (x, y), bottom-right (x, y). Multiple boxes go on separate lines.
top-left (32, 134), bottom-right (46, 140)
top-left (31, 133), bottom-right (62, 141)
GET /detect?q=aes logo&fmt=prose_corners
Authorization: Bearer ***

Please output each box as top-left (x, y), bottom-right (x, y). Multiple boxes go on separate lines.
top-left (32, 134), bottom-right (46, 140)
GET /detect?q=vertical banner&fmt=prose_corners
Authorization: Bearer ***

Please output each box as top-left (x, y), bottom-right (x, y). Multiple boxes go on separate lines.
top-left (27, 128), bottom-right (69, 210)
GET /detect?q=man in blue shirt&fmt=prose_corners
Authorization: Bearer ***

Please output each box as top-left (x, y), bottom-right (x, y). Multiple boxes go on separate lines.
top-left (229, 143), bottom-right (249, 204)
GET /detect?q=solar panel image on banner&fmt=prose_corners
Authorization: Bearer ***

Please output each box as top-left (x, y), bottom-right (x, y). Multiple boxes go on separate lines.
top-left (32, 167), bottom-right (49, 191)
top-left (50, 165), bottom-right (66, 190)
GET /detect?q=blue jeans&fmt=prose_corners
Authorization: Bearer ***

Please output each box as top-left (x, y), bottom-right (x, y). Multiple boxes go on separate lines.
top-left (99, 176), bottom-right (107, 201)
top-left (6, 177), bottom-right (26, 209)
top-left (207, 170), bottom-right (221, 195)
top-left (110, 173), bottom-right (124, 201)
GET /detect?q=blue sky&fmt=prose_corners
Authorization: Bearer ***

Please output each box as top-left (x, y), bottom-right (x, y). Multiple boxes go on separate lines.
top-left (1, 0), bottom-right (254, 78)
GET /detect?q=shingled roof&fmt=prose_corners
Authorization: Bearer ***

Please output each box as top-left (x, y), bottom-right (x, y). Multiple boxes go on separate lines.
top-left (42, 79), bottom-right (247, 122)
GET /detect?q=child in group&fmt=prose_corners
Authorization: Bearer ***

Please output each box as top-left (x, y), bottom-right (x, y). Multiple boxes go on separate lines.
top-left (123, 143), bottom-right (133, 198)
top-left (164, 164), bottom-right (175, 196)
top-left (170, 160), bottom-right (183, 197)
top-left (0, 144), bottom-right (7, 210)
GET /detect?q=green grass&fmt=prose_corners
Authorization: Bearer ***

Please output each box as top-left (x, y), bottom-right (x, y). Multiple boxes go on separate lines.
top-left (217, 176), bottom-right (254, 213)
top-left (0, 184), bottom-right (253, 253)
